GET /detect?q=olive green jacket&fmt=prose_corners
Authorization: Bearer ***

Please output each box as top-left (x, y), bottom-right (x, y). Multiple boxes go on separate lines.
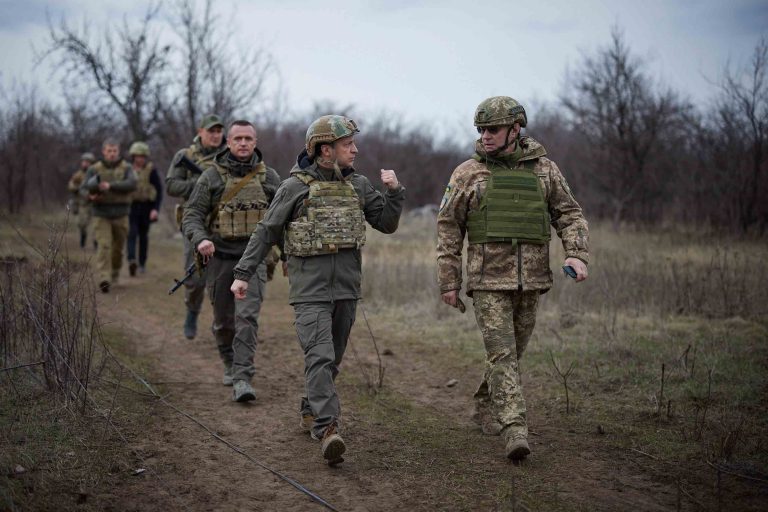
top-left (80, 159), bottom-right (137, 218)
top-left (182, 149), bottom-right (281, 258)
top-left (233, 150), bottom-right (406, 304)
top-left (166, 136), bottom-right (226, 202)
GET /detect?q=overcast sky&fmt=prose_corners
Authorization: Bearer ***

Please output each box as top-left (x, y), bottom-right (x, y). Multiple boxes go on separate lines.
top-left (0, 0), bottom-right (765, 138)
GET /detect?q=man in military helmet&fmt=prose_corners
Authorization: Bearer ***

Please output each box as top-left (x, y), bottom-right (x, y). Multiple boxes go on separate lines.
top-left (182, 120), bottom-right (281, 402)
top-left (167, 114), bottom-right (227, 340)
top-left (437, 96), bottom-right (589, 461)
top-left (230, 115), bottom-right (405, 465)
top-left (68, 152), bottom-right (96, 248)
top-left (80, 138), bottom-right (138, 293)
top-left (126, 141), bottom-right (163, 276)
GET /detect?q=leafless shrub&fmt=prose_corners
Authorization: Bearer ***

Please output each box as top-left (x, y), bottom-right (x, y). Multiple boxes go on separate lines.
top-left (549, 350), bottom-right (576, 414)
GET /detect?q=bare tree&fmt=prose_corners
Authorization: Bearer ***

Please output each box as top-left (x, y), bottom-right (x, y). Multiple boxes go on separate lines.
top-left (715, 38), bottom-right (768, 233)
top-left (39, 3), bottom-right (171, 140)
top-left (562, 27), bottom-right (688, 228)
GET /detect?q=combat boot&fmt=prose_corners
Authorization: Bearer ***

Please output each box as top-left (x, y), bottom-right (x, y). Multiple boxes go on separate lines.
top-left (222, 365), bottom-right (233, 386)
top-left (471, 404), bottom-right (503, 436)
top-left (183, 310), bottom-right (198, 340)
top-left (505, 437), bottom-right (531, 461)
top-left (128, 261), bottom-right (137, 277)
top-left (320, 424), bottom-right (346, 466)
top-left (79, 232), bottom-right (86, 249)
top-left (300, 413), bottom-right (315, 434)
top-left (99, 280), bottom-right (110, 293)
top-left (232, 380), bottom-right (255, 402)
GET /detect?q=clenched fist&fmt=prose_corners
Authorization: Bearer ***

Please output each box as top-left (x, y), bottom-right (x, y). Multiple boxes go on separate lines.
top-left (380, 169), bottom-right (399, 190)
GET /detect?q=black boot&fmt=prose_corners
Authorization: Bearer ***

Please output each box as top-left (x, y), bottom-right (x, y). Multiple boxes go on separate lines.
top-left (80, 232), bottom-right (86, 249)
top-left (183, 310), bottom-right (198, 340)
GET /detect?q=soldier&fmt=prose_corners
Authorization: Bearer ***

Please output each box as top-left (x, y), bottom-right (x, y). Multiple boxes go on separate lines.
top-left (182, 120), bottom-right (281, 402)
top-left (437, 97), bottom-right (589, 461)
top-left (126, 142), bottom-right (163, 276)
top-left (167, 114), bottom-right (226, 339)
top-left (80, 139), bottom-right (137, 293)
top-left (230, 115), bottom-right (405, 465)
top-left (68, 152), bottom-right (96, 248)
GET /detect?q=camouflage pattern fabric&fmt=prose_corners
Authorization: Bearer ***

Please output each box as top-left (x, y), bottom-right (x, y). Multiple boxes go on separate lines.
top-left (92, 216), bottom-right (129, 283)
top-left (132, 162), bottom-right (158, 202)
top-left (437, 135), bottom-right (589, 295)
top-left (210, 162), bottom-right (268, 240)
top-left (474, 96), bottom-right (527, 128)
top-left (81, 160), bottom-right (137, 219)
top-left (472, 290), bottom-right (539, 441)
top-left (284, 175), bottom-right (366, 256)
top-left (68, 168), bottom-right (92, 233)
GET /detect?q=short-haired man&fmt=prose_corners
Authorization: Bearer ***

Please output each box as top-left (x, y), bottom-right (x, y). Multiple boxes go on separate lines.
top-left (230, 115), bottom-right (405, 465)
top-left (437, 97), bottom-right (589, 460)
top-left (68, 152), bottom-right (96, 248)
top-left (167, 114), bottom-right (226, 339)
top-left (81, 139), bottom-right (137, 293)
top-left (182, 120), bottom-right (281, 402)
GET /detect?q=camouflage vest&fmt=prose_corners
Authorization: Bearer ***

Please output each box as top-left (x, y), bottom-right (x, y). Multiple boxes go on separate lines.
top-left (92, 160), bottom-right (132, 204)
top-left (466, 159), bottom-right (551, 245)
top-left (185, 143), bottom-right (219, 178)
top-left (132, 162), bottom-right (157, 202)
top-left (210, 162), bottom-right (268, 240)
top-left (283, 172), bottom-right (366, 257)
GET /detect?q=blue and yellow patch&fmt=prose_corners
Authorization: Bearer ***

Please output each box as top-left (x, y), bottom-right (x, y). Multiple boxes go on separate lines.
top-left (439, 184), bottom-right (453, 212)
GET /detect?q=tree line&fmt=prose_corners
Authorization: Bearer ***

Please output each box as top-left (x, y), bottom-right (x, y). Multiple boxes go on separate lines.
top-left (0, 1), bottom-right (765, 234)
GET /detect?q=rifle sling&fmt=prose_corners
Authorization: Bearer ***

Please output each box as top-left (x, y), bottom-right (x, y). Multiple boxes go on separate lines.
top-left (220, 171), bottom-right (258, 204)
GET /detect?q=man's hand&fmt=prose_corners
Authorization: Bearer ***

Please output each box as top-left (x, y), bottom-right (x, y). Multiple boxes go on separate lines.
top-left (441, 289), bottom-right (458, 307)
top-left (98, 181), bottom-right (111, 192)
top-left (149, 209), bottom-right (159, 222)
top-left (197, 240), bottom-right (215, 263)
top-left (380, 169), bottom-right (399, 190)
top-left (564, 257), bottom-right (588, 282)
top-left (231, 279), bottom-right (249, 300)
top-left (281, 261), bottom-right (288, 277)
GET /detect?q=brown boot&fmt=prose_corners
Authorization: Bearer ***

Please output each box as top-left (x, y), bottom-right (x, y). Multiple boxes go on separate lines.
top-left (300, 413), bottom-right (314, 434)
top-left (506, 437), bottom-right (531, 461)
top-left (320, 424), bottom-right (346, 466)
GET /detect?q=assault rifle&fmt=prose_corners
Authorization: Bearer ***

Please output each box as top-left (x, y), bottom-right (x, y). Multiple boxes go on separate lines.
top-left (176, 154), bottom-right (205, 177)
top-left (168, 253), bottom-right (206, 295)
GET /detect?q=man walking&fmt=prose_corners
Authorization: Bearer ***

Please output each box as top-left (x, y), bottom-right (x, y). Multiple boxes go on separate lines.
top-left (437, 97), bottom-right (590, 460)
top-left (68, 152), bottom-right (96, 249)
top-left (126, 141), bottom-right (163, 276)
top-left (230, 115), bottom-right (405, 465)
top-left (182, 120), bottom-right (281, 402)
top-left (167, 114), bottom-right (226, 339)
top-left (81, 139), bottom-right (137, 293)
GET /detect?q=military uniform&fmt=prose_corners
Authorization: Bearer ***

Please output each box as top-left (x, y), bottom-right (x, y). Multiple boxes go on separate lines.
top-left (437, 97), bottom-right (589, 459)
top-left (167, 135), bottom-right (226, 326)
top-left (80, 158), bottom-right (137, 289)
top-left (182, 148), bottom-right (281, 391)
top-left (127, 142), bottom-right (163, 274)
top-left (68, 167), bottom-right (93, 248)
top-left (234, 143), bottom-right (405, 441)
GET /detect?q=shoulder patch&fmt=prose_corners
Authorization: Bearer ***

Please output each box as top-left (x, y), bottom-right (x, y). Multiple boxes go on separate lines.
top-left (439, 184), bottom-right (453, 212)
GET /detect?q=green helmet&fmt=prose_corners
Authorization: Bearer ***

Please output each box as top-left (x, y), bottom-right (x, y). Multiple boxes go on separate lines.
top-left (128, 141), bottom-right (150, 157)
top-left (305, 115), bottom-right (359, 157)
top-left (474, 96), bottom-right (527, 128)
top-left (80, 152), bottom-right (96, 162)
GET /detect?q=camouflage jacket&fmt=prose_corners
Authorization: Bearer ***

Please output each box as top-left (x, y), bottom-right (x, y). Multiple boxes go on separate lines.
top-left (437, 136), bottom-right (589, 295)
top-left (68, 169), bottom-right (88, 205)
top-left (182, 148), bottom-right (281, 258)
top-left (233, 149), bottom-right (406, 304)
top-left (166, 136), bottom-right (226, 202)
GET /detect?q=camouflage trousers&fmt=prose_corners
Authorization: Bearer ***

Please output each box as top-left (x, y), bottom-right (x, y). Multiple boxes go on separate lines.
top-left (206, 255), bottom-right (267, 382)
top-left (472, 290), bottom-right (540, 441)
top-left (92, 215), bottom-right (128, 284)
top-left (183, 236), bottom-right (206, 314)
top-left (76, 203), bottom-right (92, 234)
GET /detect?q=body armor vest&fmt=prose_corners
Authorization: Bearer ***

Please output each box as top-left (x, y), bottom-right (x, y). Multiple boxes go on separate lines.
top-left (92, 160), bottom-right (132, 204)
top-left (132, 163), bottom-right (157, 202)
top-left (210, 162), bottom-right (268, 240)
top-left (283, 172), bottom-right (366, 257)
top-left (466, 159), bottom-right (551, 245)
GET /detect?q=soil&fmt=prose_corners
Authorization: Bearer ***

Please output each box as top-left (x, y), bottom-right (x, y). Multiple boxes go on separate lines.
top-left (83, 237), bottom-right (756, 512)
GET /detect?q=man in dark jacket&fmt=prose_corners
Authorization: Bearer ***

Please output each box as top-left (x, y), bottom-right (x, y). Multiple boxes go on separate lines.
top-left (126, 141), bottom-right (163, 276)
top-left (182, 120), bottom-right (281, 403)
top-left (230, 115), bottom-right (405, 465)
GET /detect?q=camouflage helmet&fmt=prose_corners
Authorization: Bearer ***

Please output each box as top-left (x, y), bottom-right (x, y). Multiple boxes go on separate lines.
top-left (305, 115), bottom-right (359, 157)
top-left (474, 96), bottom-right (527, 128)
top-left (128, 141), bottom-right (150, 157)
top-left (80, 152), bottom-right (96, 162)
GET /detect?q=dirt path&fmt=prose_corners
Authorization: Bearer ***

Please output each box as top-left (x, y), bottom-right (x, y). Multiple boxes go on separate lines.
top-left (91, 235), bottom-right (694, 512)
